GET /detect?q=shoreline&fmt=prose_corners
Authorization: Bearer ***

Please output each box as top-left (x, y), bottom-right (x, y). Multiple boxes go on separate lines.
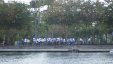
top-left (0, 49), bottom-right (110, 52)
top-left (0, 45), bottom-right (112, 52)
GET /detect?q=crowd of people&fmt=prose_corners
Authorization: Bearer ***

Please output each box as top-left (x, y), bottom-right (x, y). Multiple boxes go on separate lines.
top-left (14, 37), bottom-right (94, 46)
top-left (32, 38), bottom-right (76, 45)
top-left (15, 37), bottom-right (76, 46)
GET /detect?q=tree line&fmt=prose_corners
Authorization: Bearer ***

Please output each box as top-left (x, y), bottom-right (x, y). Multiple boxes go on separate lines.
top-left (42, 0), bottom-right (113, 44)
top-left (0, 0), bottom-right (113, 45)
top-left (0, 2), bottom-right (33, 45)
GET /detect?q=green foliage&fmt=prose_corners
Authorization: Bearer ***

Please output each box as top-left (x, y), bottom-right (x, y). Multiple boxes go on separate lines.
top-left (37, 23), bottom-right (49, 37)
top-left (44, 0), bottom-right (104, 25)
top-left (0, 2), bottom-right (33, 44)
top-left (101, 1), bottom-right (113, 33)
top-left (1, 0), bottom-right (113, 45)
top-left (0, 2), bottom-right (32, 30)
top-left (30, 0), bottom-right (54, 8)
top-left (41, 0), bottom-right (113, 44)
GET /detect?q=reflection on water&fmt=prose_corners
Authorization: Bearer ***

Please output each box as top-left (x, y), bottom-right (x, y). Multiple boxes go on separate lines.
top-left (0, 52), bottom-right (113, 64)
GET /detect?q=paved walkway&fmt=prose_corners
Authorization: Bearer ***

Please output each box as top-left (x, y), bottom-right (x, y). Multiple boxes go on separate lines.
top-left (0, 45), bottom-right (113, 49)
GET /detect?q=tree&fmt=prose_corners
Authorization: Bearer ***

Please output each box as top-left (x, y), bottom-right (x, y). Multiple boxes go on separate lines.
top-left (30, 0), bottom-right (54, 8)
top-left (0, 2), bottom-right (33, 45)
top-left (101, 0), bottom-right (113, 33)
top-left (36, 0), bottom-right (113, 44)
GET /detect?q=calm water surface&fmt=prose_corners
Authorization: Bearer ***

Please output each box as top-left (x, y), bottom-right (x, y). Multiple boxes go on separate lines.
top-left (0, 52), bottom-right (113, 64)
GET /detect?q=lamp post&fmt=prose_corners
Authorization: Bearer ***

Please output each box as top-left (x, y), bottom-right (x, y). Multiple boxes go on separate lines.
top-left (30, 0), bottom-right (38, 38)
top-left (92, 22), bottom-right (96, 44)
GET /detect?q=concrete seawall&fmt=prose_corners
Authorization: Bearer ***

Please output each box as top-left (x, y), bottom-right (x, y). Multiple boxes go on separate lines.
top-left (0, 45), bottom-right (112, 52)
top-left (0, 49), bottom-right (111, 52)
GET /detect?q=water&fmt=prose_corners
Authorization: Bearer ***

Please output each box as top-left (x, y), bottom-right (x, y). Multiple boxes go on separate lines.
top-left (0, 52), bottom-right (113, 64)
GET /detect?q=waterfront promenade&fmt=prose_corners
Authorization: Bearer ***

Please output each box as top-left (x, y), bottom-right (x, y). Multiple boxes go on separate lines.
top-left (0, 45), bottom-right (112, 52)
